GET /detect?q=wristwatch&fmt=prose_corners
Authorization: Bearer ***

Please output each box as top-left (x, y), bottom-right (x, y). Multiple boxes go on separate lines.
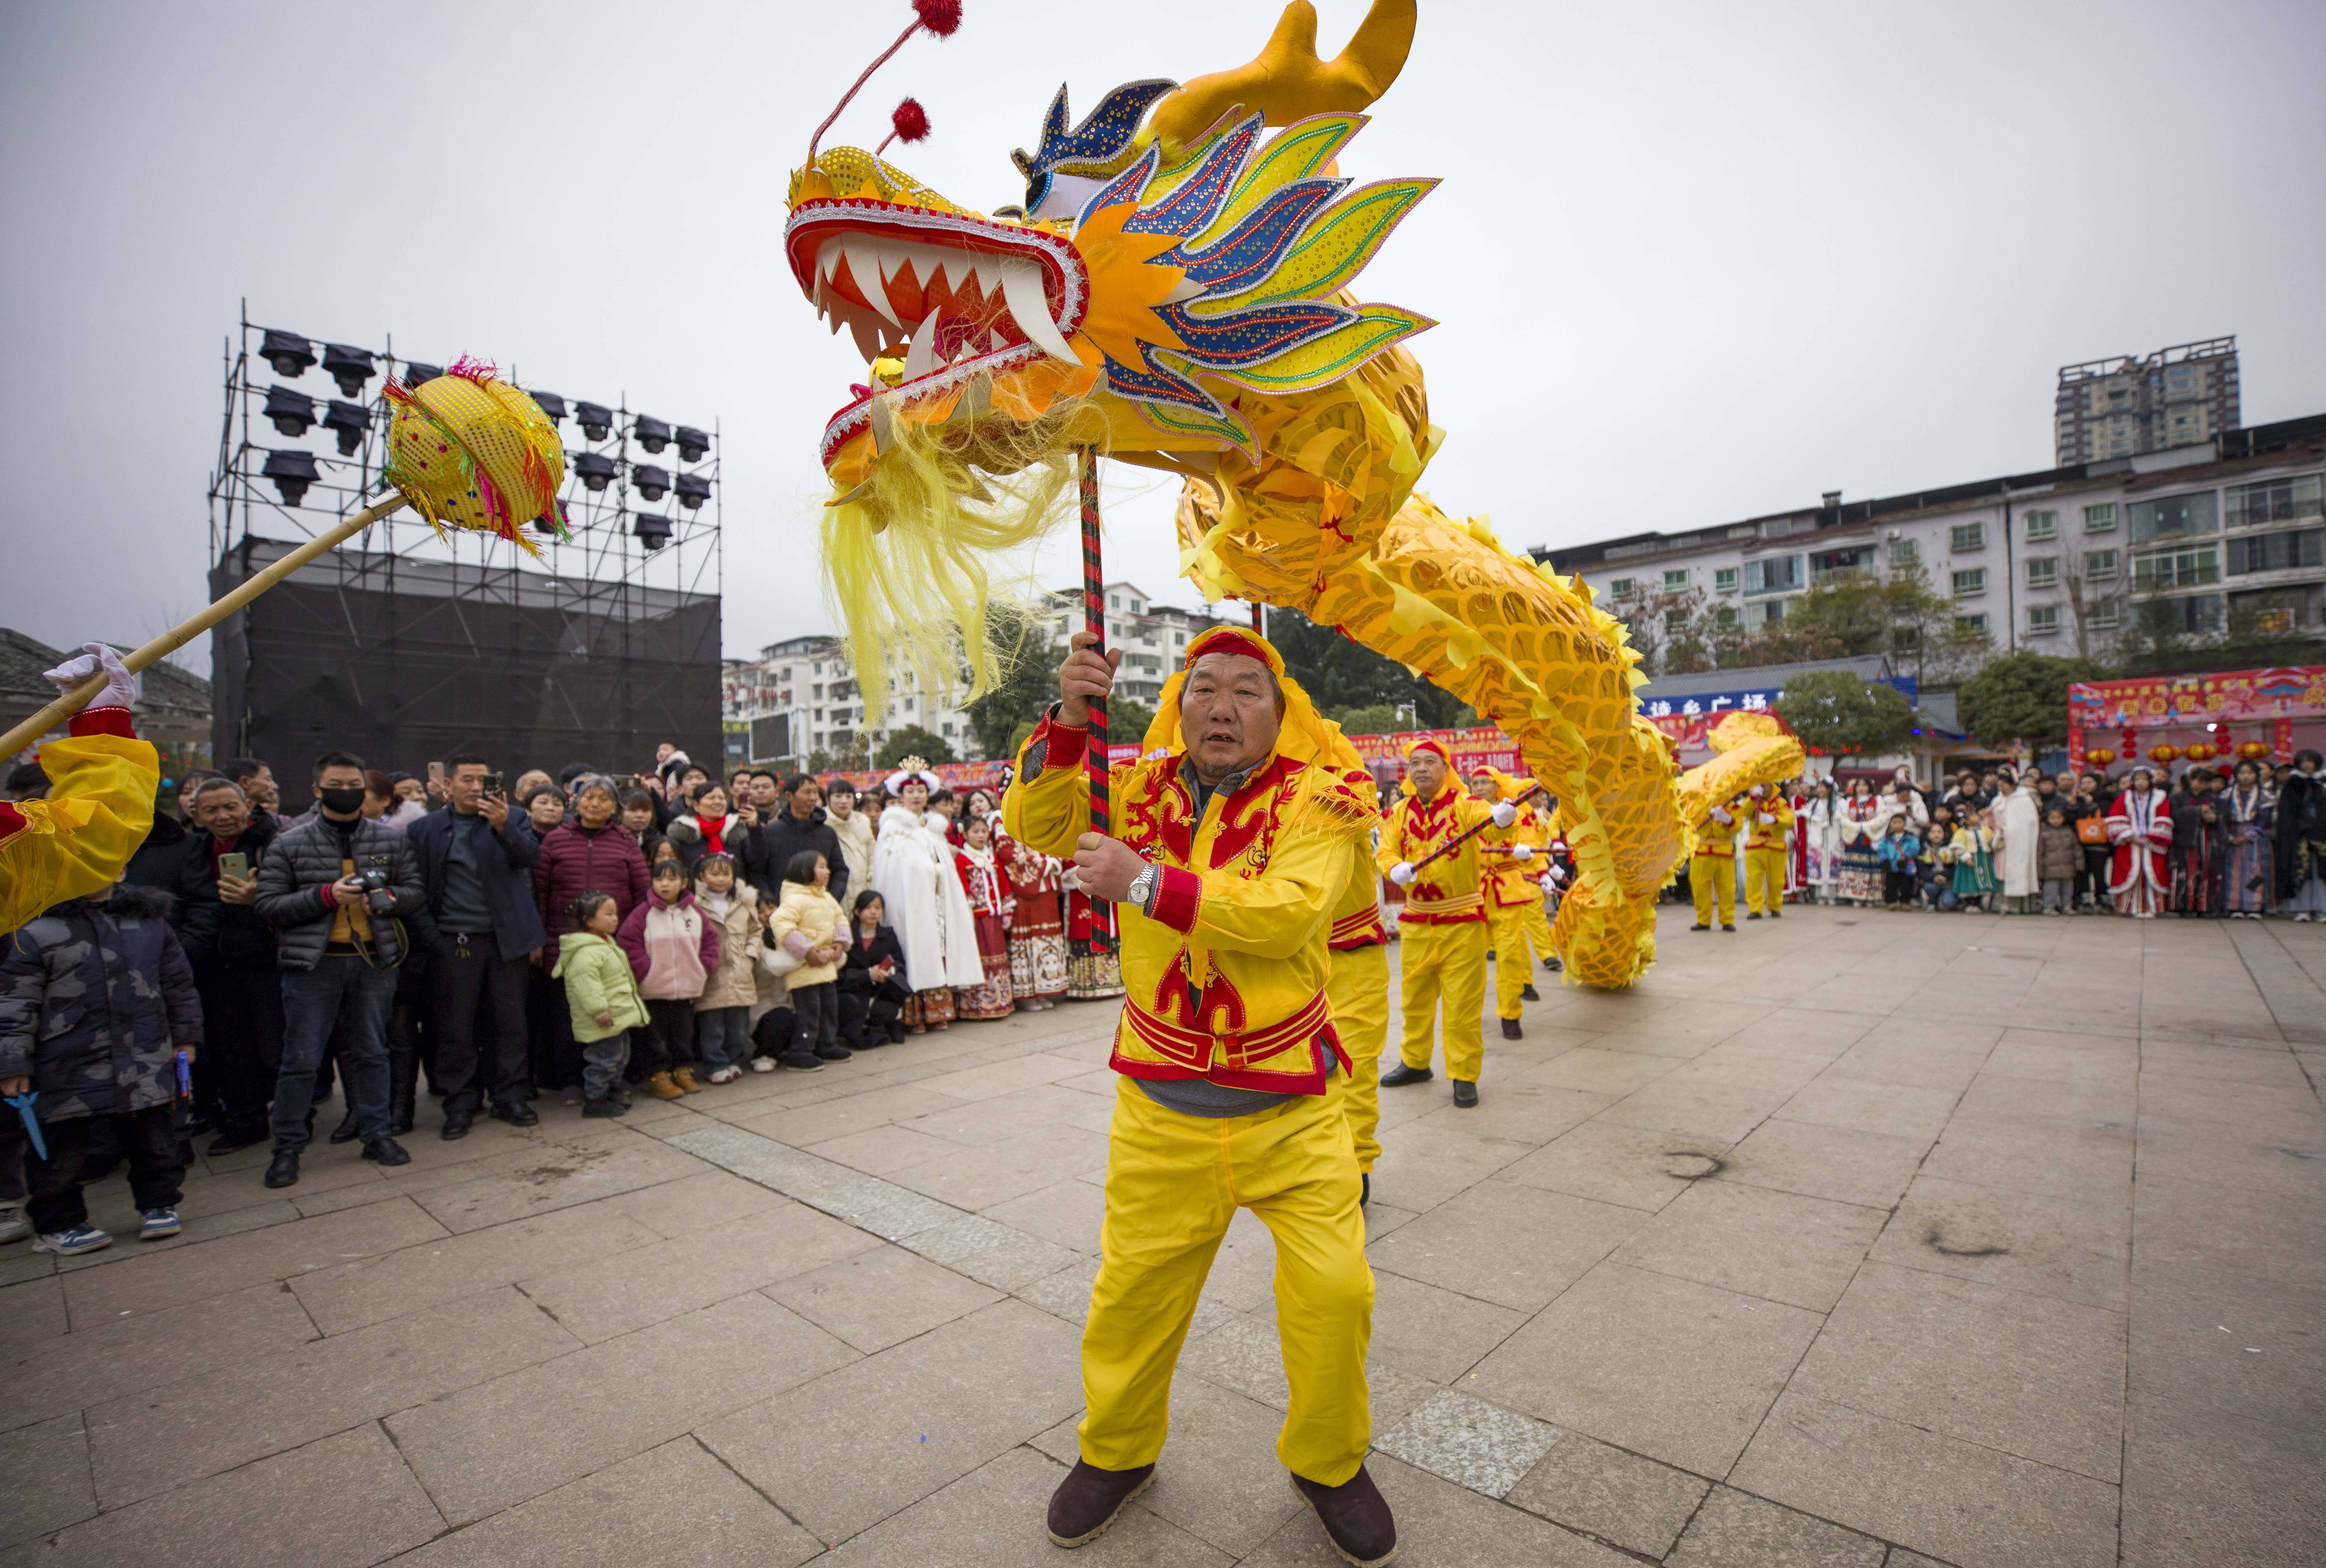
top-left (1125, 862), bottom-right (1159, 912)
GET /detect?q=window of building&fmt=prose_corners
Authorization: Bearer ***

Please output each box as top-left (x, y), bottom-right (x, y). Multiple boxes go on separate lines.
top-left (2225, 474), bottom-right (2323, 529)
top-left (2150, 594), bottom-right (2224, 635)
top-left (2084, 502), bottom-right (2117, 532)
top-left (2226, 527), bottom-right (2326, 575)
top-left (811, 682), bottom-right (824, 699)
top-left (2132, 546), bottom-right (2220, 591)
top-left (2024, 510), bottom-right (2057, 542)
top-left (1608, 577), bottom-right (1637, 599)
top-left (1952, 568), bottom-right (1986, 598)
top-left (1950, 521), bottom-right (1987, 553)
top-left (2087, 600), bottom-right (2121, 630)
top-left (1109, 593), bottom-right (1121, 609)
top-left (1746, 598), bottom-right (1787, 629)
top-left (2027, 604), bottom-right (2060, 636)
top-left (813, 662), bottom-right (824, 674)
top-left (1662, 608), bottom-right (1687, 634)
top-left (2128, 491), bottom-right (2218, 544)
top-left (1663, 569), bottom-right (1689, 592)
top-left (1889, 537), bottom-right (1919, 567)
top-left (1955, 612), bottom-right (1988, 635)
top-left (941, 722), bottom-right (955, 736)
top-left (1714, 566), bottom-right (1739, 592)
top-left (1742, 555), bottom-right (1803, 596)
top-left (2085, 548), bottom-right (2119, 581)
top-left (1810, 546), bottom-right (1871, 584)
top-left (2026, 557), bottom-right (2057, 590)
top-left (1714, 605), bottom-right (1740, 630)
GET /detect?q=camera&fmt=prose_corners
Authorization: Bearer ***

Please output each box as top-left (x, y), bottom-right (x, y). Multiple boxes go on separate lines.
top-left (357, 866), bottom-right (395, 914)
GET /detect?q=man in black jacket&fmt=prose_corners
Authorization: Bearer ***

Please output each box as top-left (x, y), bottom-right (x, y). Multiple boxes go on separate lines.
top-left (405, 754), bottom-right (546, 1137)
top-left (173, 777), bottom-right (283, 1155)
top-left (254, 751), bottom-right (422, 1187)
top-left (743, 774), bottom-right (849, 904)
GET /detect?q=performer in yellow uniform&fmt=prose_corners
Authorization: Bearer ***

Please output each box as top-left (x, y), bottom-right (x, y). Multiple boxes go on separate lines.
top-left (1377, 740), bottom-right (1512, 1107)
top-left (1324, 770), bottom-right (1390, 1205)
top-left (0, 644), bottom-right (157, 933)
top-left (1690, 791), bottom-right (1748, 931)
top-left (1742, 782), bottom-right (1794, 919)
top-left (1473, 771), bottom-right (1550, 1040)
top-left (1006, 625), bottom-right (1396, 1567)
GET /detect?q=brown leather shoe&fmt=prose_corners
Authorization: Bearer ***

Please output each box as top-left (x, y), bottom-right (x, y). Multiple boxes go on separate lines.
top-left (1290, 1464), bottom-right (1396, 1566)
top-left (1045, 1459), bottom-right (1154, 1548)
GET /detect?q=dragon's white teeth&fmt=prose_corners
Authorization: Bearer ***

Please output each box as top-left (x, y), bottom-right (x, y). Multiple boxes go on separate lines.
top-left (1000, 259), bottom-right (1077, 366)
top-left (968, 254), bottom-right (1001, 296)
top-left (900, 318), bottom-right (944, 381)
top-left (848, 315), bottom-right (885, 361)
top-left (842, 238), bottom-right (899, 326)
top-left (815, 239), bottom-right (841, 283)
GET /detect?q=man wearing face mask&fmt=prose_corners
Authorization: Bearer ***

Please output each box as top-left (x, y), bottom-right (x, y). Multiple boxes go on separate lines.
top-left (253, 751), bottom-right (424, 1188)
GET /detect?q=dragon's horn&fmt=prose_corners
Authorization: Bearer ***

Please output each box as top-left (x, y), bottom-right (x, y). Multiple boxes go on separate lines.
top-left (1147, 0), bottom-right (1415, 147)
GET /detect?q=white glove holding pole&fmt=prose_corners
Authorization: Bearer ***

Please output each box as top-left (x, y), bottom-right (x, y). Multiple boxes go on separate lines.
top-left (41, 644), bottom-right (137, 712)
top-left (1512, 843), bottom-right (1533, 860)
top-left (1710, 807), bottom-right (1732, 825)
top-left (1388, 862), bottom-right (1416, 887)
top-left (1491, 801), bottom-right (1517, 828)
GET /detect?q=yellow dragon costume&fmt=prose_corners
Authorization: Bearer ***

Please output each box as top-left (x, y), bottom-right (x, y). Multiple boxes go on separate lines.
top-left (789, 0), bottom-right (1799, 991)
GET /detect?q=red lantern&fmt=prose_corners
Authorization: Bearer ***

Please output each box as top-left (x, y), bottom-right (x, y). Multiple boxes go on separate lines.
top-left (2236, 740), bottom-right (2272, 762)
top-left (2084, 748), bottom-right (2115, 768)
top-left (2183, 742), bottom-right (2215, 763)
top-left (2148, 744), bottom-right (2181, 765)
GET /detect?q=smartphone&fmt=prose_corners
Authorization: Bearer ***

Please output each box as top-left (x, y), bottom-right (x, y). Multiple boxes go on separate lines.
top-left (482, 772), bottom-right (506, 797)
top-left (217, 851), bottom-right (250, 882)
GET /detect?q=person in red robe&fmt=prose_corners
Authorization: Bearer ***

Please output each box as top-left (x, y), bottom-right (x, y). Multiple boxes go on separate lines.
top-left (2106, 767), bottom-right (2172, 919)
top-left (996, 824), bottom-right (1067, 1011)
top-left (950, 814), bottom-right (1016, 1019)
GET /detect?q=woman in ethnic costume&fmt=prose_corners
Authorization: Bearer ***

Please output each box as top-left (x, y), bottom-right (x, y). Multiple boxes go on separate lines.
top-left (2107, 767), bottom-right (2172, 919)
top-left (1835, 777), bottom-right (1885, 906)
top-left (997, 822), bottom-right (1068, 1010)
top-left (2219, 759), bottom-right (2274, 918)
top-left (951, 814), bottom-right (1017, 1019)
top-left (869, 762), bottom-right (984, 1030)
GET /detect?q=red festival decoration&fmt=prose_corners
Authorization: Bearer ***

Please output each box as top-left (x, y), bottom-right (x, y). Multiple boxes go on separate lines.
top-left (2236, 740), bottom-right (2273, 762)
top-left (2147, 744), bottom-right (2181, 766)
top-left (2084, 748), bottom-right (2115, 768)
top-left (2182, 742), bottom-right (2215, 763)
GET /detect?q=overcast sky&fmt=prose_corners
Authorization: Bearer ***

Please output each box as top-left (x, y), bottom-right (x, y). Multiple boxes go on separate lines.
top-left (4, 0), bottom-right (2321, 678)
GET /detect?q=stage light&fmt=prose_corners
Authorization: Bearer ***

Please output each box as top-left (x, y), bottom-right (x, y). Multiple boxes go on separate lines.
top-left (263, 386), bottom-right (316, 437)
top-left (322, 344), bottom-right (375, 398)
top-left (675, 471), bottom-right (710, 510)
top-left (262, 450), bottom-right (320, 506)
top-left (529, 391), bottom-right (567, 423)
top-left (632, 464), bottom-right (670, 502)
top-left (323, 400), bottom-right (370, 456)
top-left (576, 402), bottom-right (613, 441)
top-left (261, 330), bottom-right (315, 377)
top-left (573, 452), bottom-right (617, 492)
top-left (634, 512), bottom-right (672, 551)
top-left (676, 425), bottom-right (710, 462)
top-left (402, 361), bottom-right (443, 387)
top-left (633, 415), bottom-right (670, 454)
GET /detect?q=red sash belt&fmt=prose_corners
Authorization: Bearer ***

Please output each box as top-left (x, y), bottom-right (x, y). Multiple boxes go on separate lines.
top-left (1123, 988), bottom-right (1332, 1074)
top-left (1329, 906), bottom-right (1387, 949)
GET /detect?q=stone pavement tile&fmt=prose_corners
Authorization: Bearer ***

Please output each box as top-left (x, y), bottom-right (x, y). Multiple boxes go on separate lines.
top-left (1919, 1116), bottom-right (2132, 1207)
top-left (731, 1082), bottom-right (962, 1148)
top-left (291, 1202), bottom-right (664, 1335)
top-left (0, 1422), bottom-right (441, 1568)
top-left (1360, 1196), bottom-right (1421, 1240)
top-left (698, 1299), bottom-right (1081, 1546)
top-left (1018, 1256), bottom-right (1103, 1327)
top-left (1411, 1081), bottom-right (1611, 1146)
top-left (1596, 1072), bottom-right (1794, 1144)
top-left (1871, 1174), bottom-right (2130, 1309)
top-left (1363, 1121), bottom-right (1537, 1213)
top-left (1468, 1261), bottom-right (1823, 1477)
top-left (2140, 1078), bottom-right (2325, 1145)
top-left (1501, 1119), bottom-right (1736, 1213)
top-left (817, 1444), bottom-right (1232, 1568)
top-left (58, 1196), bottom-right (448, 1320)
top-left (71, 1184), bottom-right (303, 1256)
top-left (891, 1125), bottom-right (1113, 1210)
top-left (1731, 1390), bottom-right (2117, 1568)
top-left (0, 1277), bottom-right (65, 1347)
top-left (1982, 1030), bottom-right (2142, 1087)
top-left (515, 1199), bottom-right (883, 1343)
top-left (4, 1278), bottom-right (316, 1433)
top-left (0, 1413), bottom-right (94, 1549)
top-left (1719, 1117), bottom-right (1931, 1209)
top-left (1193, 1207), bottom-right (1284, 1313)
top-left (599, 1166), bottom-right (788, 1237)
top-left (86, 1286), bottom-right (577, 1508)
top-left (1180, 1313), bottom-right (1438, 1434)
top-left (1362, 1268), bottom-right (1529, 1384)
top-left (902, 1214), bottom-right (1082, 1291)
top-left (2119, 1392), bottom-right (2326, 1568)
top-left (899, 1083), bottom-right (1120, 1146)
top-left (1714, 1006), bottom-right (1886, 1059)
top-left (1367, 1180), bottom-right (1644, 1312)
top-left (1375, 1388), bottom-right (1561, 1499)
top-left (918, 1052), bottom-right (1096, 1102)
top-left (1031, 1369), bottom-right (1305, 1556)
top-left (663, 1123), bottom-right (961, 1241)
top-left (1666, 1484), bottom-right (1886, 1567)
top-left (2137, 1037), bottom-right (2313, 1087)
top-left (388, 1291), bottom-right (854, 1527)
top-left (1955, 1073), bottom-right (2137, 1130)
top-left (0, 1251), bottom-right (54, 1290)
top-left (2134, 1174), bottom-right (2326, 1291)
top-left (2126, 1258), bottom-right (2326, 1430)
top-left (1590, 998), bottom-right (1775, 1056)
top-left (768, 1242), bottom-right (1005, 1353)
top-left (1683, 1044), bottom-right (1835, 1094)
top-left (1790, 1262), bottom-right (2125, 1482)
top-left (1776, 1075), bottom-right (1961, 1141)
top-left (408, 1128), bottom-right (713, 1234)
top-left (983, 1176), bottom-right (1106, 1253)
top-left (390, 1435), bottom-right (823, 1568)
top-left (807, 1123), bottom-right (965, 1176)
top-left (1885, 1555), bottom-right (1957, 1568)
top-left (1239, 1453), bottom-right (1633, 1568)
top-left (1517, 1046), bottom-right (1686, 1096)
top-left (1610, 1179), bottom-right (1886, 1313)
top-left (2135, 1112), bottom-right (2326, 1204)
top-left (1506, 1430), bottom-right (1708, 1559)
top-left (1824, 1037), bottom-right (1993, 1094)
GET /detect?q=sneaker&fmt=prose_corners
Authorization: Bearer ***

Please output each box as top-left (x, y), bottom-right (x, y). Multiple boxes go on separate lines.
top-left (0, 1204), bottom-right (28, 1244)
top-left (30, 1223), bottom-right (111, 1256)
top-left (138, 1207), bottom-right (182, 1240)
top-left (706, 1065), bottom-right (742, 1085)
top-left (1046, 1460), bottom-right (1155, 1548)
top-left (647, 1072), bottom-right (686, 1101)
top-left (581, 1097), bottom-right (627, 1118)
top-left (780, 1052), bottom-right (826, 1072)
top-left (1289, 1464), bottom-right (1397, 1567)
top-left (750, 1057), bottom-right (778, 1072)
top-left (671, 1066), bottom-right (704, 1094)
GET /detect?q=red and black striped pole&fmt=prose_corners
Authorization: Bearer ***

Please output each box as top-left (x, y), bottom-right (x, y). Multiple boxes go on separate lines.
top-left (1250, 601), bottom-right (1264, 632)
top-left (1077, 446), bottom-right (1116, 945)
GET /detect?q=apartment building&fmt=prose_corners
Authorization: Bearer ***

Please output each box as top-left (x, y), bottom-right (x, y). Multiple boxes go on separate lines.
top-left (1537, 413), bottom-right (2326, 662)
top-left (2055, 338), bottom-right (2240, 467)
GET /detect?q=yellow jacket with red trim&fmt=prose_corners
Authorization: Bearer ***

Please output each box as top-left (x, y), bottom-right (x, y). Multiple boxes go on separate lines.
top-left (1479, 795), bottom-right (1552, 908)
top-left (1328, 768), bottom-right (1386, 950)
top-left (1375, 787), bottom-right (1495, 924)
top-left (1693, 794), bottom-right (1750, 860)
top-left (0, 707), bottom-right (158, 933)
top-left (1002, 712), bottom-right (1374, 1095)
top-left (1743, 794), bottom-right (1795, 853)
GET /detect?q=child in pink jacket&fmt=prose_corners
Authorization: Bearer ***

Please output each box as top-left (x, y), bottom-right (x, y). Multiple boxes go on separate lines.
top-left (615, 860), bottom-right (719, 1099)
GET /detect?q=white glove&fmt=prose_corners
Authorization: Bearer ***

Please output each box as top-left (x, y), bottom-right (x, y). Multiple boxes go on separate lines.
top-left (1756, 812), bottom-right (1774, 824)
top-left (42, 642), bottom-right (137, 711)
top-left (1388, 861), bottom-right (1417, 887)
top-left (1490, 801), bottom-right (1517, 828)
top-left (1544, 864), bottom-right (1566, 884)
top-left (1512, 844), bottom-right (1534, 861)
top-left (1060, 866), bottom-right (1085, 893)
top-left (1710, 807), bottom-right (1732, 825)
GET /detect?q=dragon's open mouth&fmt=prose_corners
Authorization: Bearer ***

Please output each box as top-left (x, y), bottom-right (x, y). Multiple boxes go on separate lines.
top-left (784, 200), bottom-right (1090, 465)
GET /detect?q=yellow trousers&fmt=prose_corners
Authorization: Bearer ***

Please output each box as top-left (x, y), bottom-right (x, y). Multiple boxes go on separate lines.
top-left (1079, 1078), bottom-right (1373, 1484)
top-left (1326, 942), bottom-right (1390, 1172)
top-left (1524, 890), bottom-right (1555, 957)
top-left (1690, 852), bottom-right (1736, 926)
top-left (1396, 919), bottom-right (1487, 1081)
top-left (1487, 899), bottom-right (1544, 1020)
top-left (1745, 847), bottom-right (1787, 915)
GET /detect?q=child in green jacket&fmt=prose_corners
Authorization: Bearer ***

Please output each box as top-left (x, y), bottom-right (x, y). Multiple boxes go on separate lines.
top-left (553, 892), bottom-right (650, 1117)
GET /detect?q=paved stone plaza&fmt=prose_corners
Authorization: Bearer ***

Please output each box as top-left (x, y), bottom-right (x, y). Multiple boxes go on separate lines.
top-left (2, 904), bottom-right (2321, 1567)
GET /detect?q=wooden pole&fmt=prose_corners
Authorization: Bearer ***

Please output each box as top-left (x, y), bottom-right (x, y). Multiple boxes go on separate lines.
top-left (0, 494), bottom-right (410, 758)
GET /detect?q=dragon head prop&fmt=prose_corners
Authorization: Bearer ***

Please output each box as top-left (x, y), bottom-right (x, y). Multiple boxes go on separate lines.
top-left (787, 0), bottom-right (1432, 707)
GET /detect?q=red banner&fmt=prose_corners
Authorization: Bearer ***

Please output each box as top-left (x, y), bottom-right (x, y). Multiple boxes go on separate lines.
top-left (2065, 665), bottom-right (2326, 765)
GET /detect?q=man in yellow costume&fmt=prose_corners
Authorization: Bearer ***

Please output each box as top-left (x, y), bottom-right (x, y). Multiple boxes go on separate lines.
top-left (1005, 625), bottom-right (1395, 1565)
top-left (1690, 790), bottom-right (1749, 932)
top-left (0, 645), bottom-right (158, 933)
top-left (1376, 741), bottom-right (1513, 1107)
top-left (1325, 769), bottom-right (1389, 1208)
top-left (1472, 771), bottom-right (1552, 1042)
top-left (1741, 782), bottom-right (1793, 920)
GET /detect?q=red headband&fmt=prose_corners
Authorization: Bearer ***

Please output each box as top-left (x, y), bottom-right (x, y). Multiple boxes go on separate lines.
top-left (1407, 738), bottom-right (1452, 765)
top-left (1184, 628), bottom-right (1276, 670)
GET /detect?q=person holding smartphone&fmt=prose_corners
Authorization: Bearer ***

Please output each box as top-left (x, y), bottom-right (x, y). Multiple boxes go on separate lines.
top-left (172, 776), bottom-right (285, 1155)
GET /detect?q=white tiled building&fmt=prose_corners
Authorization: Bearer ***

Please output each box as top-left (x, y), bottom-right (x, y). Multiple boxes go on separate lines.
top-left (1538, 414), bottom-right (2326, 662)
